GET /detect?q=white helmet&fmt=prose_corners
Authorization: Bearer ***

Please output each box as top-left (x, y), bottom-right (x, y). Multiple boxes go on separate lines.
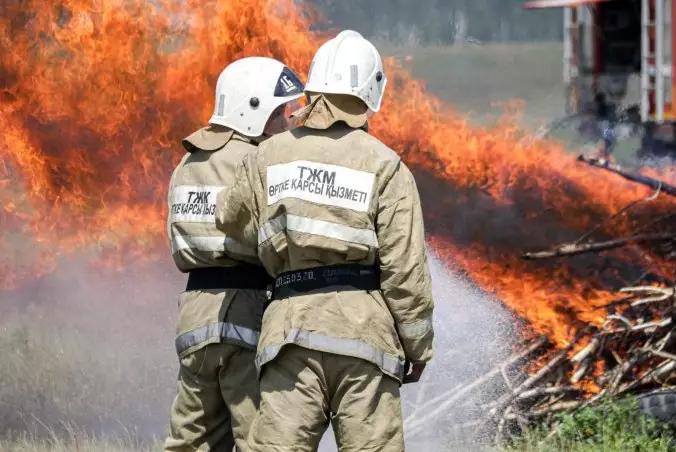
top-left (209, 57), bottom-right (305, 137)
top-left (304, 30), bottom-right (387, 113)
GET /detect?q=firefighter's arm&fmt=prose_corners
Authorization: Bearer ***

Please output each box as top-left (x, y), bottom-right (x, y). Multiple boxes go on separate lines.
top-left (215, 152), bottom-right (259, 249)
top-left (376, 161), bottom-right (434, 364)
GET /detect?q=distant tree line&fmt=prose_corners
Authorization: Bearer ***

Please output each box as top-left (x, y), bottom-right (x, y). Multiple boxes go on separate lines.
top-left (306, 0), bottom-right (563, 44)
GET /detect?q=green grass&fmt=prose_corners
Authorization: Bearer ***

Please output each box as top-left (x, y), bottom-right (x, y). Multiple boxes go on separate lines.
top-left (501, 398), bottom-right (676, 452)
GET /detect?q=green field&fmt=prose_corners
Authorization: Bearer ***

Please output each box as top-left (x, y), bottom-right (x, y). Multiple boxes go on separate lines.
top-left (386, 41), bottom-right (565, 120)
top-left (390, 41), bottom-right (643, 163)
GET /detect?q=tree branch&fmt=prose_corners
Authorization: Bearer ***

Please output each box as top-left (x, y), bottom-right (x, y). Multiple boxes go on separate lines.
top-left (577, 155), bottom-right (676, 197)
top-left (522, 233), bottom-right (676, 260)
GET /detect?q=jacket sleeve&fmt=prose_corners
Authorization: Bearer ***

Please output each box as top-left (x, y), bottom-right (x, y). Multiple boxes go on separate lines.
top-left (376, 161), bottom-right (434, 363)
top-left (166, 170), bottom-right (175, 252)
top-left (215, 152), bottom-right (259, 249)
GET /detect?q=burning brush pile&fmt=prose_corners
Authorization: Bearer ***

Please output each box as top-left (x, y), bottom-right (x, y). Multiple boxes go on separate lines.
top-left (2, 0), bottom-right (676, 444)
top-left (432, 157), bottom-right (676, 441)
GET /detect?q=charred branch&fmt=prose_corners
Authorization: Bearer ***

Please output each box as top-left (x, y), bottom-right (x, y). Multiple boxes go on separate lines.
top-left (576, 155), bottom-right (676, 198)
top-left (522, 233), bottom-right (676, 260)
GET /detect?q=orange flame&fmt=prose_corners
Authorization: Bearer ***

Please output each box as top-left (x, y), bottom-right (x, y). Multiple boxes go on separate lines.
top-left (1, 0), bottom-right (675, 348)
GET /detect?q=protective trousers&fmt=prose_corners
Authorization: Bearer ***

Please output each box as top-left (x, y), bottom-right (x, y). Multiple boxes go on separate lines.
top-left (248, 345), bottom-right (404, 452)
top-left (164, 343), bottom-right (259, 452)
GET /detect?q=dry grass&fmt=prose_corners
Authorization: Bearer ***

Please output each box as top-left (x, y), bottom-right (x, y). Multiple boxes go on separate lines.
top-left (0, 306), bottom-right (175, 438)
top-left (0, 260), bottom-right (180, 443)
top-left (0, 431), bottom-right (161, 452)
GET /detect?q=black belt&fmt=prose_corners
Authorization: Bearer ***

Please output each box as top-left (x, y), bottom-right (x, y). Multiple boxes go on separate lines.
top-left (186, 265), bottom-right (273, 291)
top-left (271, 264), bottom-right (380, 300)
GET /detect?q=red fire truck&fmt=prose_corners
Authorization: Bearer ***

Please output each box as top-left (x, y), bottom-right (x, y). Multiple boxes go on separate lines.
top-left (524, 0), bottom-right (676, 160)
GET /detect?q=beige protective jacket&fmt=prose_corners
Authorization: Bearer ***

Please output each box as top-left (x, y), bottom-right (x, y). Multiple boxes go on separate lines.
top-left (167, 125), bottom-right (269, 359)
top-left (215, 95), bottom-right (434, 382)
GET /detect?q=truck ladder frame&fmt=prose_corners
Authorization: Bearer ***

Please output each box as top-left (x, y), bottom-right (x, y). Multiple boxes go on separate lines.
top-left (642, 0), bottom-right (673, 122)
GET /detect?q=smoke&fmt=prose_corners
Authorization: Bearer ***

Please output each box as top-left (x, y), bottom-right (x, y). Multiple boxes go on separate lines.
top-left (0, 255), bottom-right (181, 441)
top-left (0, 244), bottom-right (517, 449)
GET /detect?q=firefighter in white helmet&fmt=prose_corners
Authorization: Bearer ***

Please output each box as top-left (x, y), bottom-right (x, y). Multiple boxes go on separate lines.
top-left (163, 56), bottom-right (305, 452)
top-left (216, 31), bottom-right (434, 451)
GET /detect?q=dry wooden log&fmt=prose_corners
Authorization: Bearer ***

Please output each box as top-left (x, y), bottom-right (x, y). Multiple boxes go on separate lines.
top-left (654, 360), bottom-right (676, 379)
top-left (473, 386), bottom-right (580, 414)
top-left (522, 233), bottom-right (676, 260)
top-left (596, 295), bottom-right (640, 311)
top-left (482, 334), bottom-right (582, 427)
top-left (621, 361), bottom-right (676, 394)
top-left (607, 350), bottom-right (651, 394)
top-left (572, 336), bottom-right (602, 363)
top-left (616, 359), bottom-right (674, 396)
top-left (571, 335), bottom-right (604, 383)
top-left (572, 360), bottom-right (592, 383)
top-left (602, 315), bottom-right (672, 334)
top-left (644, 347), bottom-right (676, 362)
top-left (576, 155), bottom-right (676, 197)
top-left (516, 386), bottom-right (581, 401)
top-left (504, 400), bottom-right (585, 420)
top-left (620, 286), bottom-right (676, 307)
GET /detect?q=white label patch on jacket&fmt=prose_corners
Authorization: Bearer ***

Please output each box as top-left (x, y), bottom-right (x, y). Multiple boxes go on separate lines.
top-left (266, 161), bottom-right (375, 212)
top-left (170, 185), bottom-right (224, 223)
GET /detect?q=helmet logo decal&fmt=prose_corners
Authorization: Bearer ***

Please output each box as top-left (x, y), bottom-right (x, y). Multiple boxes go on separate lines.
top-left (274, 66), bottom-right (305, 97)
top-left (280, 77), bottom-right (295, 92)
